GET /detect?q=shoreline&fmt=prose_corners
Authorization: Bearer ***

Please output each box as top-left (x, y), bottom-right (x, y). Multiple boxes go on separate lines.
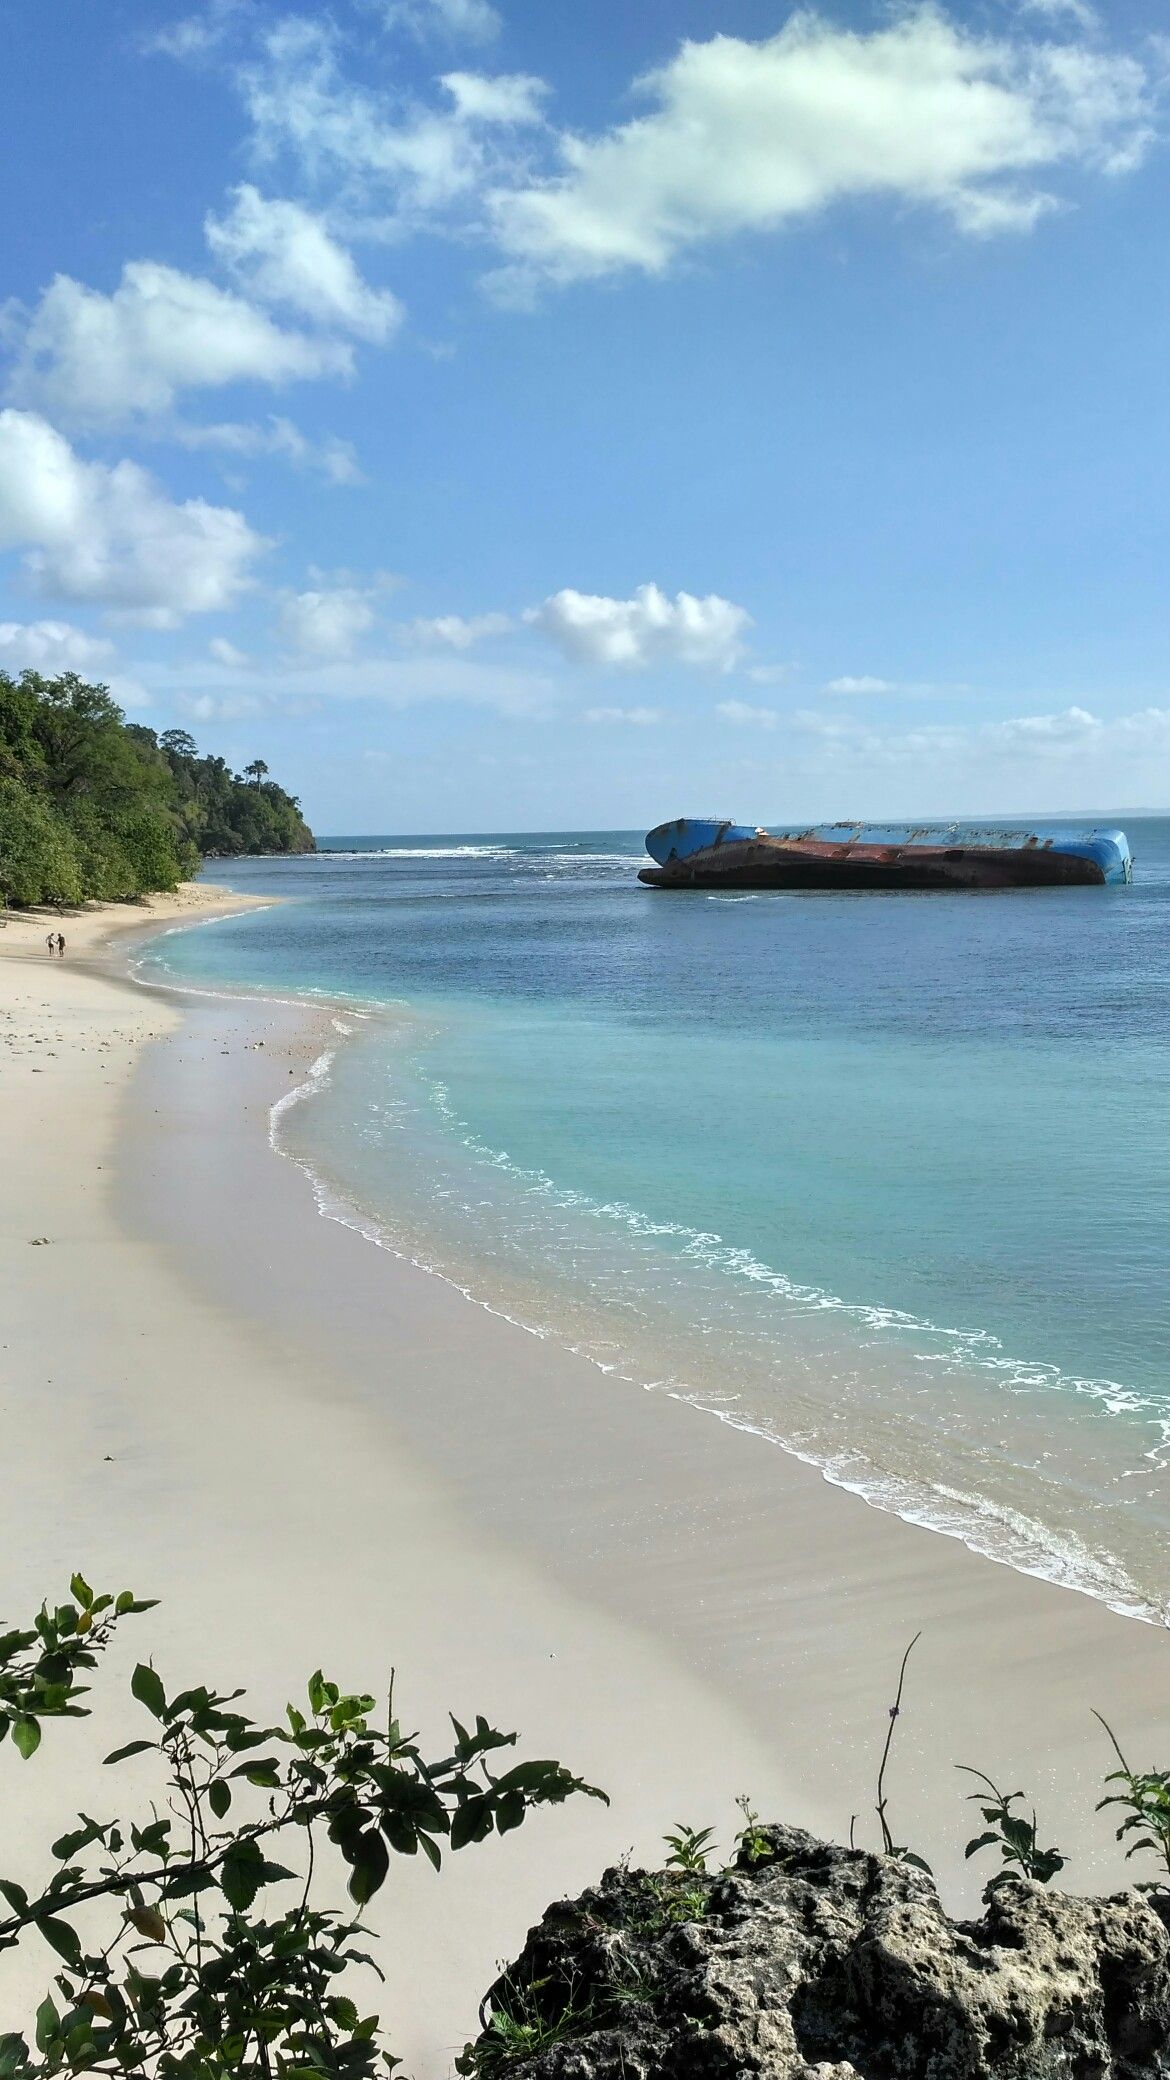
top-left (3, 893), bottom-right (1170, 2073)
top-left (116, 940), bottom-right (1170, 1848)
top-left (268, 1054), bottom-right (1167, 1634)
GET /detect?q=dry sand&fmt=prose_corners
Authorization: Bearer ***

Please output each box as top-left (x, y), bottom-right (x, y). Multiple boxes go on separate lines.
top-left (2, 887), bottom-right (1169, 2074)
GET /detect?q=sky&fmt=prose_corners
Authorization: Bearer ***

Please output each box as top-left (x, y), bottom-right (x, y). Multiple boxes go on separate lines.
top-left (2, 0), bottom-right (1170, 832)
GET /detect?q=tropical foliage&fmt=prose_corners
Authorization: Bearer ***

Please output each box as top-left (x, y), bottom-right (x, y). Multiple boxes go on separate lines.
top-left (0, 1578), bottom-right (602, 2075)
top-left (0, 673), bottom-right (313, 909)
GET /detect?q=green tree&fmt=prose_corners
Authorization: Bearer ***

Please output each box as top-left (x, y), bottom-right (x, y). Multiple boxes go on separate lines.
top-left (0, 779), bottom-right (83, 908)
top-left (158, 731), bottom-right (198, 762)
top-left (0, 671), bottom-right (314, 906)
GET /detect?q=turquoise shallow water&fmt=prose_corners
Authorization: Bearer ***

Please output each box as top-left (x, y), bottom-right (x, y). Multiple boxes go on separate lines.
top-left (139, 823), bottom-right (1170, 1619)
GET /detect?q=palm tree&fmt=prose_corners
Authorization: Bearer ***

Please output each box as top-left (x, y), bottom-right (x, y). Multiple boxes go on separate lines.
top-left (243, 759), bottom-right (269, 788)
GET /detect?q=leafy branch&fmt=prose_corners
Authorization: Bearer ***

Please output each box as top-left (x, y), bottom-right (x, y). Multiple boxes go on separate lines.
top-left (0, 1579), bottom-right (605, 2076)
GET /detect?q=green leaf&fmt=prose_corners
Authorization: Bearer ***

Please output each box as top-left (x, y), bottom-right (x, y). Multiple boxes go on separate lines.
top-left (69, 1574), bottom-right (93, 1611)
top-left (0, 2032), bottom-right (31, 2078)
top-left (0, 1881), bottom-right (29, 1915)
top-left (51, 1820), bottom-right (103, 1861)
top-left (34, 1999), bottom-right (58, 2055)
top-left (221, 1839), bottom-right (264, 1912)
top-left (36, 1916), bottom-right (82, 1966)
top-left (104, 1739), bottom-right (155, 1765)
top-left (208, 1780), bottom-right (231, 1820)
top-left (130, 1664), bottom-right (167, 1721)
top-left (348, 1830), bottom-right (390, 1906)
top-left (12, 1718), bottom-right (40, 1761)
top-left (241, 1761), bottom-right (281, 1789)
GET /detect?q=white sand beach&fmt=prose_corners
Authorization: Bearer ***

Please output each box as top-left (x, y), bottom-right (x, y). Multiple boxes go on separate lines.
top-left (2, 891), bottom-right (1169, 2075)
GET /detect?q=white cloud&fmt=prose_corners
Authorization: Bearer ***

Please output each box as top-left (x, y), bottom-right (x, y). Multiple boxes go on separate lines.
top-left (279, 586), bottom-right (378, 659)
top-left (984, 702), bottom-right (1102, 746)
top-left (240, 18), bottom-right (546, 225)
top-left (525, 583), bottom-right (750, 671)
top-left (746, 663), bottom-right (791, 686)
top-left (147, 0), bottom-right (244, 61)
top-left (825, 674), bottom-right (897, 694)
top-left (716, 698), bottom-right (778, 727)
top-left (785, 701), bottom-right (1170, 772)
top-left (140, 647), bottom-right (554, 718)
top-left (0, 620), bottom-right (116, 674)
top-left (383, 0), bottom-right (502, 45)
top-left (0, 409), bottom-right (267, 624)
top-left (181, 690), bottom-right (263, 723)
top-left (486, 9), bottom-right (1153, 286)
top-left (174, 414), bottom-right (364, 485)
top-left (7, 262), bottom-right (351, 427)
top-left (1022, 0), bottom-right (1099, 31)
top-left (107, 673), bottom-right (153, 710)
top-left (706, 700), bottom-right (1170, 822)
top-left (408, 611), bottom-right (512, 647)
top-left (441, 72), bottom-right (546, 125)
top-left (584, 705), bottom-right (663, 725)
top-left (209, 636), bottom-right (248, 666)
top-left (206, 185), bottom-right (403, 341)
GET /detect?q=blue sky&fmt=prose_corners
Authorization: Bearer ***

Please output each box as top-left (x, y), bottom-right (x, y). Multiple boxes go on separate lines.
top-left (2, 0), bottom-right (1169, 831)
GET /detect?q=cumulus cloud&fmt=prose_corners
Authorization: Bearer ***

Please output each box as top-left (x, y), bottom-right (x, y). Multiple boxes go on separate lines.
top-left (0, 409), bottom-right (267, 624)
top-left (240, 18), bottom-right (546, 225)
top-left (716, 699), bottom-right (778, 727)
top-left (181, 690), bottom-right (264, 723)
top-left (279, 585), bottom-right (378, 659)
top-left (825, 674), bottom-right (897, 694)
top-left (584, 705), bottom-right (663, 725)
top-left (984, 702), bottom-right (1102, 745)
top-left (1022, 0), bottom-right (1099, 29)
top-left (206, 186), bottom-right (403, 341)
top-left (6, 262), bottom-right (352, 427)
top-left (0, 620), bottom-right (116, 674)
top-left (209, 636), bottom-right (248, 667)
top-left (525, 583), bottom-right (750, 671)
top-left (146, 0), bottom-right (245, 61)
top-left (485, 8), bottom-right (1154, 287)
top-left (785, 702), bottom-right (1170, 773)
top-left (142, 646), bottom-right (553, 718)
top-left (442, 72), bottom-right (546, 124)
top-left (408, 611), bottom-right (512, 647)
top-left (383, 0), bottom-right (502, 45)
top-left (174, 413), bottom-right (364, 485)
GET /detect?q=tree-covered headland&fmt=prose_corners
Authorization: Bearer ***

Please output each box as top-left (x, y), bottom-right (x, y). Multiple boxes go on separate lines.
top-left (0, 671), bottom-right (314, 909)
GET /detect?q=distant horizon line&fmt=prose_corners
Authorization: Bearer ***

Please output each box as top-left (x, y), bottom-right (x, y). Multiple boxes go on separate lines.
top-left (314, 808), bottom-right (1169, 840)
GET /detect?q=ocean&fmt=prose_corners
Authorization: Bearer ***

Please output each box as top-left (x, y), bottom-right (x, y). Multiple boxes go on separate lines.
top-left (138, 821), bottom-right (1170, 1623)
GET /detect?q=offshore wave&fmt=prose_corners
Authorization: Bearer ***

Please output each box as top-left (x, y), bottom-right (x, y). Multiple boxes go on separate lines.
top-left (319, 844), bottom-right (645, 871)
top-left (319, 844), bottom-right (519, 861)
top-left (420, 1071), bottom-right (1170, 1440)
top-left (265, 1042), bottom-right (1169, 1630)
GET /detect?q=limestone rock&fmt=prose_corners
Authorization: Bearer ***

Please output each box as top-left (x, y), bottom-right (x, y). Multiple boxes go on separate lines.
top-left (458, 1824), bottom-right (1170, 2078)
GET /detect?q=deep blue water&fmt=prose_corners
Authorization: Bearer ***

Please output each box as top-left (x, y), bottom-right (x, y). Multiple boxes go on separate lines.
top-left (139, 822), bottom-right (1170, 1619)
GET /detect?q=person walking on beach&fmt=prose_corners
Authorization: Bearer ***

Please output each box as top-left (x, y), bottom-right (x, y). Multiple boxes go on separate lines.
top-left (46, 932), bottom-right (56, 956)
top-left (56, 933), bottom-right (65, 958)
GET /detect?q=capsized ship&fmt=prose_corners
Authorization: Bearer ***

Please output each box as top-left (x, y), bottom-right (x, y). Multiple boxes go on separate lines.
top-left (639, 818), bottom-right (1133, 891)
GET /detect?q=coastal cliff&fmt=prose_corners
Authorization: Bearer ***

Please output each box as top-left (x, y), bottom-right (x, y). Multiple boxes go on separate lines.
top-left (460, 1824), bottom-right (1170, 2078)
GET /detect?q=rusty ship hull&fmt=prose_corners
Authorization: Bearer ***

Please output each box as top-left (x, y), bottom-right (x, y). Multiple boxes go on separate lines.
top-left (639, 819), bottom-right (1133, 892)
